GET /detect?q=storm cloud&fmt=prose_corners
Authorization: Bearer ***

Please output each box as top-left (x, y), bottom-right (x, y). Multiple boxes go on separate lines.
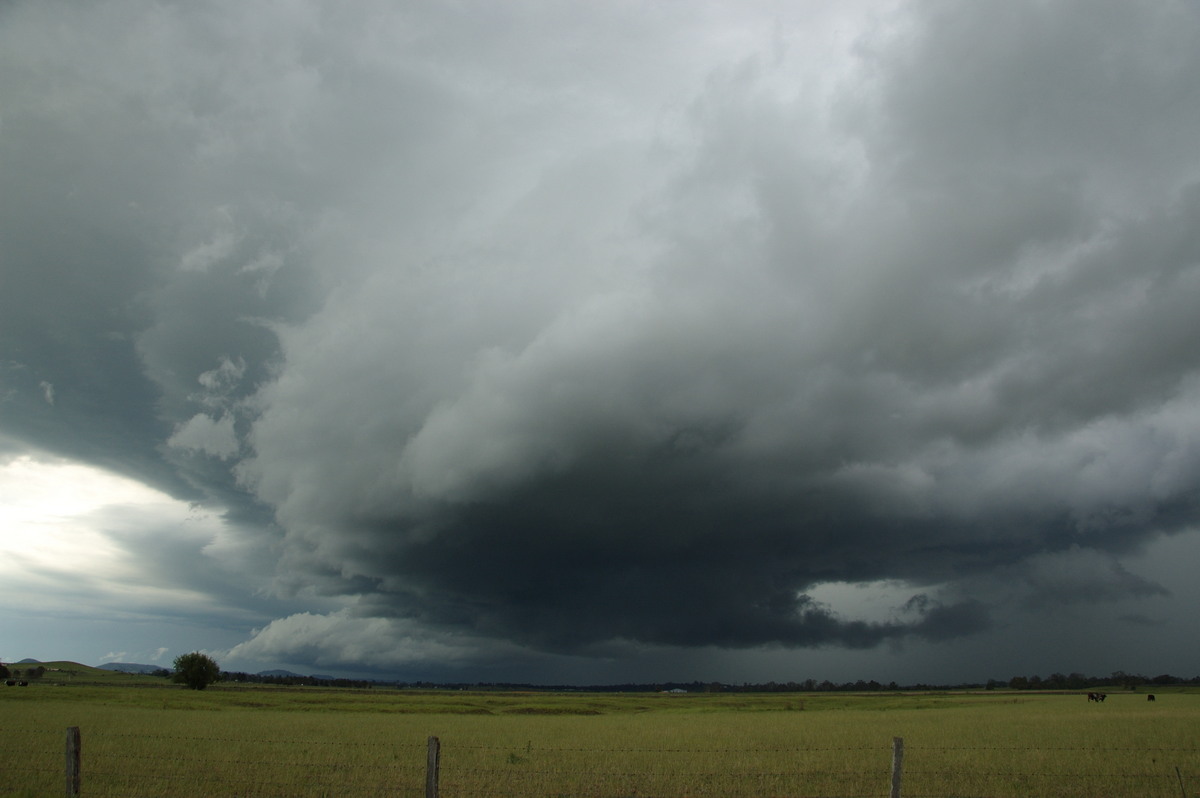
top-left (4, 0), bottom-right (1200, 679)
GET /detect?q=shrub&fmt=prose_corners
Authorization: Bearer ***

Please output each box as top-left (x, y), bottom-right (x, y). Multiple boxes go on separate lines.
top-left (172, 652), bottom-right (221, 690)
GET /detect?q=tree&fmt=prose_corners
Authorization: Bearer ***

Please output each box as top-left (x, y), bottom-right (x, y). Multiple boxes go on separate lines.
top-left (172, 652), bottom-right (221, 690)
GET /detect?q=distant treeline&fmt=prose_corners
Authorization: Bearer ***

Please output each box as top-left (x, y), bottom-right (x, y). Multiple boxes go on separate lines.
top-left (386, 672), bottom-right (1200, 693)
top-left (166, 669), bottom-right (1200, 693)
top-left (220, 671), bottom-right (379, 689)
top-left (1001, 671), bottom-right (1200, 691)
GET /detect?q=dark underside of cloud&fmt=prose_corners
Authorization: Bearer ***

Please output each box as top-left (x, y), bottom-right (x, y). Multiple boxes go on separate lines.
top-left (4, 0), bottom-right (1200, 666)
top-left (299, 429), bottom-right (1193, 651)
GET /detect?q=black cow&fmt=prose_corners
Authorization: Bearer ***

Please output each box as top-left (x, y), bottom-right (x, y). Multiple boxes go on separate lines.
top-left (1147, 694), bottom-right (1156, 701)
top-left (1087, 692), bottom-right (1108, 702)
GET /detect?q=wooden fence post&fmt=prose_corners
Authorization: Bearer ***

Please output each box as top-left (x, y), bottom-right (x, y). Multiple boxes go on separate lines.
top-left (426, 736), bottom-right (440, 798)
top-left (65, 726), bottom-right (81, 798)
top-left (891, 736), bottom-right (904, 798)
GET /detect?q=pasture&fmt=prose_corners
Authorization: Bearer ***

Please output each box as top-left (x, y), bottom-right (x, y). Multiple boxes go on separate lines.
top-left (1, 668), bottom-right (1197, 797)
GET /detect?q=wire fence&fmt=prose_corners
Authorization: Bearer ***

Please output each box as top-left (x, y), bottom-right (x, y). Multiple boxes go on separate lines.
top-left (2, 726), bottom-right (1197, 797)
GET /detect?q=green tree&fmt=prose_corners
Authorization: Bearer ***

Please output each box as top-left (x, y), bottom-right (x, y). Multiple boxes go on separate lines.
top-left (172, 652), bottom-right (221, 690)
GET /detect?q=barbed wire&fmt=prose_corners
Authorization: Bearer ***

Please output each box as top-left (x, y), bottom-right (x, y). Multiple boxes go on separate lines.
top-left (74, 770), bottom-right (411, 798)
top-left (100, 731), bottom-right (428, 747)
top-left (906, 745), bottom-right (1200, 752)
top-left (438, 792), bottom-right (885, 798)
top-left (454, 766), bottom-right (842, 776)
top-left (450, 743), bottom-right (888, 752)
top-left (6, 726), bottom-right (1198, 798)
top-left (906, 770), bottom-right (1186, 778)
top-left (417, 742), bottom-right (1200, 754)
top-left (0, 764), bottom-right (60, 776)
top-left (7, 729), bottom-right (1190, 753)
top-left (96, 752), bottom-right (423, 771)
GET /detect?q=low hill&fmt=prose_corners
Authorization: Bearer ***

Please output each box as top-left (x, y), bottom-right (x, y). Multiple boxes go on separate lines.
top-left (10, 661), bottom-right (171, 685)
top-left (98, 662), bottom-right (167, 674)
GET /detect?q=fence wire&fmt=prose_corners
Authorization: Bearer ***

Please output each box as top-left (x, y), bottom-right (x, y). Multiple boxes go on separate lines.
top-left (2, 726), bottom-right (1197, 798)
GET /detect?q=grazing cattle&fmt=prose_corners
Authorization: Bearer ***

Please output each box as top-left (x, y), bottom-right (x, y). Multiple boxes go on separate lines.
top-left (3, 680), bottom-right (13, 687)
top-left (1148, 694), bottom-right (1156, 701)
top-left (1087, 692), bottom-right (1108, 702)
top-left (17, 681), bottom-right (28, 687)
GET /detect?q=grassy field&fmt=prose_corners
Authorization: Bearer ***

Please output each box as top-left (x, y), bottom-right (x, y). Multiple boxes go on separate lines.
top-left (2, 666), bottom-right (1198, 797)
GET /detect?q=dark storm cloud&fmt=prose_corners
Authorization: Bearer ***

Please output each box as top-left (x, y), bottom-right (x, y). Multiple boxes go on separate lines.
top-left (1013, 549), bottom-right (1172, 609)
top-left (0, 0), bottom-right (330, 520)
top-left (5, 0), bottom-right (1200, 670)
top-left (236, 1), bottom-right (1200, 658)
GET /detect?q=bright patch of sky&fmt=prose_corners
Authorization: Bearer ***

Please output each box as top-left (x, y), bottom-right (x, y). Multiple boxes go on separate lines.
top-left (0, 457), bottom-right (215, 610)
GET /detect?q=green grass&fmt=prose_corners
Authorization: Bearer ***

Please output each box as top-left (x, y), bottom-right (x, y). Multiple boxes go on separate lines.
top-left (2, 669), bottom-right (1198, 797)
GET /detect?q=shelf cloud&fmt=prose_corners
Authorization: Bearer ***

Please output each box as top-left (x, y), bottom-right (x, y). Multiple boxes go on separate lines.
top-left (3, 0), bottom-right (1200, 681)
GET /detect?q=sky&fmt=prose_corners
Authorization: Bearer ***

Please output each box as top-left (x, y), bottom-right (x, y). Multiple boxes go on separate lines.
top-left (3, 0), bottom-right (1200, 686)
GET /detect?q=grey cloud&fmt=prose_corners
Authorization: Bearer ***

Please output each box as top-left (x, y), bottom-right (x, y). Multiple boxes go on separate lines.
top-left (1117, 613), bottom-right (1165, 628)
top-left (5, 0), bottom-right (1200, 674)
top-left (224, 610), bottom-right (540, 673)
top-left (236, 0), bottom-right (1200, 657)
top-left (858, 0), bottom-right (1200, 197)
top-left (1016, 549), bottom-right (1171, 609)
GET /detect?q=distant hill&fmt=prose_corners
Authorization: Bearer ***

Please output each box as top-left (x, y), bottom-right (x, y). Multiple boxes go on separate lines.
top-left (16, 658), bottom-right (42, 664)
top-left (6, 661), bottom-right (167, 684)
top-left (257, 669), bottom-right (307, 678)
top-left (98, 663), bottom-right (166, 674)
